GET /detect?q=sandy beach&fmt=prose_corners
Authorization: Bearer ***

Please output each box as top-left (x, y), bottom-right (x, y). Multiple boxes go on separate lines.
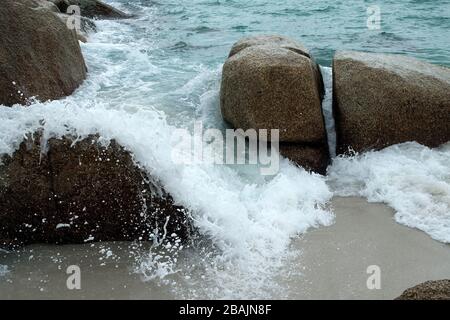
top-left (1, 197), bottom-right (448, 300)
top-left (284, 197), bottom-right (450, 299)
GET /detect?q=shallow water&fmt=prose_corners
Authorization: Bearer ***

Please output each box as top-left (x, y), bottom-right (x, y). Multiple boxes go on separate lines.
top-left (1, 198), bottom-right (449, 300)
top-left (0, 0), bottom-right (449, 299)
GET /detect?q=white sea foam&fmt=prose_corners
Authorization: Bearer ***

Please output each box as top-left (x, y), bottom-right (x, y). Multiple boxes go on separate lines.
top-left (322, 64), bottom-right (450, 244)
top-left (0, 99), bottom-right (333, 298)
top-left (328, 142), bottom-right (450, 243)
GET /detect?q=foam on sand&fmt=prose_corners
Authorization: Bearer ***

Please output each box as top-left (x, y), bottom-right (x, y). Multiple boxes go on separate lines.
top-left (328, 142), bottom-right (450, 243)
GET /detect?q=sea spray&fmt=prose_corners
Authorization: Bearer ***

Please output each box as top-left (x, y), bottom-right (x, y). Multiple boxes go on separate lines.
top-left (0, 101), bottom-right (334, 298)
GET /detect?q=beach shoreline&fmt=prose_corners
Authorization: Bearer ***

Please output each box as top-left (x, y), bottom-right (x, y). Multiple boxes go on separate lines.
top-left (1, 197), bottom-right (449, 300)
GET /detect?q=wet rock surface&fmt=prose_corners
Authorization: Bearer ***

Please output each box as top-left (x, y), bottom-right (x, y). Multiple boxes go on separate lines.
top-left (0, 133), bottom-right (193, 248)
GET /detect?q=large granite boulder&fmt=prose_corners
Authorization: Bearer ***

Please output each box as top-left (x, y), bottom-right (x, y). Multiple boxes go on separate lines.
top-left (333, 51), bottom-right (450, 155)
top-left (396, 280), bottom-right (450, 300)
top-left (220, 35), bottom-right (329, 174)
top-left (0, 0), bottom-right (87, 106)
top-left (0, 133), bottom-right (193, 248)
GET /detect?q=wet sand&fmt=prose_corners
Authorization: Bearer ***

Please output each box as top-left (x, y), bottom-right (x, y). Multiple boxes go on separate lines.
top-left (284, 197), bottom-right (450, 299)
top-left (1, 197), bottom-right (449, 299)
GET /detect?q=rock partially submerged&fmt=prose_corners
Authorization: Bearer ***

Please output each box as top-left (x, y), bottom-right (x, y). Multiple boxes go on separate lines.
top-left (0, 0), bottom-right (87, 106)
top-left (52, 0), bottom-right (132, 19)
top-left (396, 280), bottom-right (450, 300)
top-left (333, 51), bottom-right (450, 155)
top-left (220, 35), bottom-right (330, 174)
top-left (0, 133), bottom-right (193, 248)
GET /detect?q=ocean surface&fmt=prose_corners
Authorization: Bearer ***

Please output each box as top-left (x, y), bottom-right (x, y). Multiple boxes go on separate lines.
top-left (0, 0), bottom-right (449, 298)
